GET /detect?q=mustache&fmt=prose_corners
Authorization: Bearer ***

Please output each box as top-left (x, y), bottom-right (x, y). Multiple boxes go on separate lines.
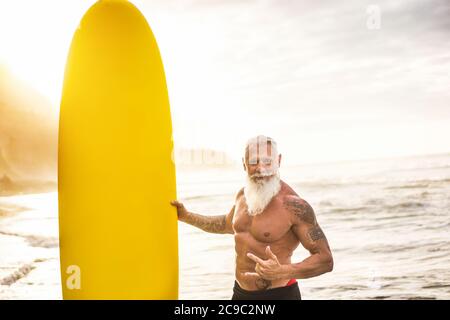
top-left (250, 170), bottom-right (277, 179)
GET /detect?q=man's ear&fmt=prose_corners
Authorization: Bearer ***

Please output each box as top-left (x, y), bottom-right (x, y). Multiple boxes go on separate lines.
top-left (278, 154), bottom-right (282, 167)
top-left (242, 157), bottom-right (246, 171)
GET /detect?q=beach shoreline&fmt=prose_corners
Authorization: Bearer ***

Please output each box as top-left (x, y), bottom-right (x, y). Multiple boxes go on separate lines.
top-left (0, 191), bottom-right (61, 299)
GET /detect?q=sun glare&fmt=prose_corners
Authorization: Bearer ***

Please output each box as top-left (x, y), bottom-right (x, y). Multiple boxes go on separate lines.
top-left (0, 0), bottom-right (95, 105)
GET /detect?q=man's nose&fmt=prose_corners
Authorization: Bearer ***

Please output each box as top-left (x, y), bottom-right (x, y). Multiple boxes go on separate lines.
top-left (255, 163), bottom-right (263, 172)
top-left (256, 166), bottom-right (268, 175)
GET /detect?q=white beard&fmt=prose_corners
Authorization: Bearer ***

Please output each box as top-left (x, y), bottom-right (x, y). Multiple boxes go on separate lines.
top-left (244, 171), bottom-right (281, 216)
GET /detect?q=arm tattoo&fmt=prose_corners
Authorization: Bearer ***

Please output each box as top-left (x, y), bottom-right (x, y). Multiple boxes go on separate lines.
top-left (188, 214), bottom-right (227, 234)
top-left (284, 197), bottom-right (327, 242)
top-left (255, 278), bottom-right (272, 290)
top-left (283, 198), bottom-right (316, 224)
top-left (308, 226), bottom-right (325, 241)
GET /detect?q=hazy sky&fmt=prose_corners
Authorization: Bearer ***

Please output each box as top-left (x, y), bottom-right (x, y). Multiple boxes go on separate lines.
top-left (0, 0), bottom-right (449, 164)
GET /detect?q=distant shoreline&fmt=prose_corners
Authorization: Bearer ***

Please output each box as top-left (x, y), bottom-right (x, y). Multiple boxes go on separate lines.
top-left (282, 151), bottom-right (450, 168)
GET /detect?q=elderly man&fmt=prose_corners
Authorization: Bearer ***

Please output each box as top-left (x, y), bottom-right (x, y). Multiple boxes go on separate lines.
top-left (171, 135), bottom-right (333, 300)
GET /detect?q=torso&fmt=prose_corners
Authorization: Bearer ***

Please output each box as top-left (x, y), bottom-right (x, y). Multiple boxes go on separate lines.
top-left (232, 181), bottom-right (301, 290)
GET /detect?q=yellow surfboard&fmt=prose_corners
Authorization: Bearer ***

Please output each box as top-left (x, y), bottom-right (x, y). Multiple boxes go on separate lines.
top-left (58, 0), bottom-right (178, 299)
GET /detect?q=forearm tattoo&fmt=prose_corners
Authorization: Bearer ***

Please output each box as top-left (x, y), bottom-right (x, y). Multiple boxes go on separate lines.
top-left (283, 198), bottom-right (316, 224)
top-left (255, 278), bottom-right (272, 290)
top-left (189, 214), bottom-right (227, 234)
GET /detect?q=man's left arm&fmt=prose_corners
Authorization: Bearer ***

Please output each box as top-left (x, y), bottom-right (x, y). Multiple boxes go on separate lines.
top-left (282, 196), bottom-right (334, 279)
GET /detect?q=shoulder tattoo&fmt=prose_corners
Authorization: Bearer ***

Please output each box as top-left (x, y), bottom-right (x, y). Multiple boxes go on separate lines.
top-left (283, 197), bottom-right (316, 224)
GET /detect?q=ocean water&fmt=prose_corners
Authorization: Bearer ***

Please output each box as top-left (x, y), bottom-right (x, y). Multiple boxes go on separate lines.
top-left (1, 153), bottom-right (450, 299)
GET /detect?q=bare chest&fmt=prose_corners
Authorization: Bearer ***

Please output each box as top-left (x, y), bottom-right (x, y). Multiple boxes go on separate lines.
top-left (232, 196), bottom-right (292, 243)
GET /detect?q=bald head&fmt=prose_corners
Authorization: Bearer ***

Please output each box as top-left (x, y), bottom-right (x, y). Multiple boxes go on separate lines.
top-left (244, 135), bottom-right (279, 165)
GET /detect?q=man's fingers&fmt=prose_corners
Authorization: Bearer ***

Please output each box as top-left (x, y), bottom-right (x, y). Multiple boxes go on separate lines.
top-left (265, 246), bottom-right (277, 260)
top-left (255, 263), bottom-right (265, 275)
top-left (247, 252), bottom-right (266, 265)
top-left (170, 200), bottom-right (183, 208)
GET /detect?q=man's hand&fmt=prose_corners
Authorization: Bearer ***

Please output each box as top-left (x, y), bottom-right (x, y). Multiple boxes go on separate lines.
top-left (245, 246), bottom-right (288, 281)
top-left (170, 200), bottom-right (189, 222)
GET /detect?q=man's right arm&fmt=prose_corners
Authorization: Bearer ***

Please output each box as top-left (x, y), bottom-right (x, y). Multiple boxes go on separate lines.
top-left (170, 200), bottom-right (235, 234)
